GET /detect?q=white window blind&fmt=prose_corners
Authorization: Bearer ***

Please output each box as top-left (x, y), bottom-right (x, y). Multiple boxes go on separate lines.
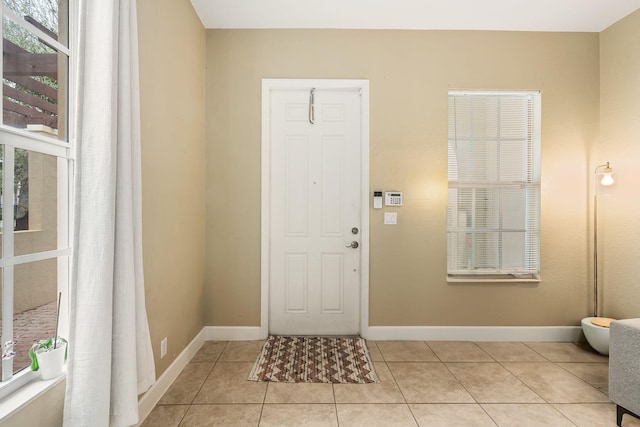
top-left (447, 91), bottom-right (541, 281)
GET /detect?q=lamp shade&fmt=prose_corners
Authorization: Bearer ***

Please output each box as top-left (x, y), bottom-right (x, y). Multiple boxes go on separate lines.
top-left (595, 162), bottom-right (614, 186)
top-left (600, 173), bottom-right (614, 186)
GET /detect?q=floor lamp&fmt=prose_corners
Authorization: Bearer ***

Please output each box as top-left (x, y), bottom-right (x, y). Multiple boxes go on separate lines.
top-left (593, 161), bottom-right (614, 318)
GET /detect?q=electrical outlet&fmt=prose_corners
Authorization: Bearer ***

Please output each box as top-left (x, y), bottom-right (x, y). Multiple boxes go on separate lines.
top-left (160, 337), bottom-right (167, 359)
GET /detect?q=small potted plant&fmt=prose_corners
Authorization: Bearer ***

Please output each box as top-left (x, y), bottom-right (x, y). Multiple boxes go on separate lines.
top-left (28, 292), bottom-right (68, 380)
top-left (29, 336), bottom-right (68, 380)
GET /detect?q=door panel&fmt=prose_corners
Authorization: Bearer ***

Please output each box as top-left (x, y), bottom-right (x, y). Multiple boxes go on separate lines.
top-left (285, 136), bottom-right (309, 236)
top-left (321, 253), bottom-right (344, 313)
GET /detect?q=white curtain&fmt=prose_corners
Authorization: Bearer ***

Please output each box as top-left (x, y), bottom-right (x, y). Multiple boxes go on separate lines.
top-left (64, 0), bottom-right (156, 425)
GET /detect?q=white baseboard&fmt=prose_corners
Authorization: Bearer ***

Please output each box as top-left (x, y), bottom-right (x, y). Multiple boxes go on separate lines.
top-left (137, 328), bottom-right (206, 426)
top-left (200, 325), bottom-right (583, 342)
top-left (138, 325), bottom-right (266, 424)
top-left (204, 326), bottom-right (266, 341)
top-left (363, 326), bottom-right (583, 342)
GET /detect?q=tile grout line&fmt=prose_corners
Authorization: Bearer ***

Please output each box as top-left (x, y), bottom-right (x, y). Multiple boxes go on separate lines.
top-left (493, 345), bottom-right (601, 426)
top-left (490, 359), bottom-right (581, 426)
top-left (380, 342), bottom-right (425, 427)
top-left (258, 381), bottom-right (268, 427)
top-left (466, 342), bottom-right (501, 426)
top-left (500, 342), bottom-right (612, 404)
top-left (368, 341), bottom-right (418, 426)
top-left (174, 341), bottom-right (230, 426)
top-left (333, 383), bottom-right (343, 426)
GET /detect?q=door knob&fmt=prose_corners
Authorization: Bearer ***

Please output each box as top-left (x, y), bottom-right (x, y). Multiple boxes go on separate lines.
top-left (345, 241), bottom-right (359, 249)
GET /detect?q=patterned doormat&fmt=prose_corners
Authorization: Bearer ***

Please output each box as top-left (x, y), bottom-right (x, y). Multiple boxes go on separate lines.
top-left (248, 336), bottom-right (379, 384)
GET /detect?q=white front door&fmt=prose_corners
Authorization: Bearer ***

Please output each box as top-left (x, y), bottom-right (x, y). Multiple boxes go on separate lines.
top-left (267, 85), bottom-right (363, 336)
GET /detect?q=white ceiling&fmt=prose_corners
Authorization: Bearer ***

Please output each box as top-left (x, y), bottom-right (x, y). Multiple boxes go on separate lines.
top-left (191, 0), bottom-right (640, 32)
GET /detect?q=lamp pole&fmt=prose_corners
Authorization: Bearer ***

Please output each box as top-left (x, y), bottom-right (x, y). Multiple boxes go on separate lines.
top-left (593, 190), bottom-right (599, 318)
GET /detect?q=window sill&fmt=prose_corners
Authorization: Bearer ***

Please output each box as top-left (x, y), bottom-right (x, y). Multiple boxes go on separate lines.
top-left (0, 229), bottom-right (44, 236)
top-left (447, 276), bottom-right (541, 283)
top-left (0, 368), bottom-right (66, 421)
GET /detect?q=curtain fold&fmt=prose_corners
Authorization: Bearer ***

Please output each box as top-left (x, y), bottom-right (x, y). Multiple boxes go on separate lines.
top-left (64, 0), bottom-right (155, 425)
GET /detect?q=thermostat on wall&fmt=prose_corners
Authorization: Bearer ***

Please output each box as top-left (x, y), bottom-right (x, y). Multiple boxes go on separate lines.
top-left (385, 192), bottom-right (403, 206)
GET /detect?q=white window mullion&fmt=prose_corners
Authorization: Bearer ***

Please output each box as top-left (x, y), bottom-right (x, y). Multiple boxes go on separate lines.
top-left (0, 248), bottom-right (71, 268)
top-left (1, 266), bottom-right (14, 381)
top-left (1, 147), bottom-right (15, 381)
top-left (2, 8), bottom-right (70, 56)
top-left (57, 157), bottom-right (71, 339)
top-left (0, 125), bottom-right (70, 157)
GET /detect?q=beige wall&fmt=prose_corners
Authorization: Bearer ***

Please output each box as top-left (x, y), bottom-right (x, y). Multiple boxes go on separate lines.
top-left (598, 9), bottom-right (640, 319)
top-left (137, 0), bottom-right (206, 375)
top-left (1, 153), bottom-right (59, 317)
top-left (205, 29), bottom-right (600, 327)
top-left (0, 381), bottom-right (65, 427)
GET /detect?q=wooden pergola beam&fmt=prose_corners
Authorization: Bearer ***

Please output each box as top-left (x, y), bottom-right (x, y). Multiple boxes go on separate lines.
top-left (3, 98), bottom-right (56, 127)
top-left (7, 75), bottom-right (58, 100)
top-left (3, 51), bottom-right (58, 78)
top-left (3, 110), bottom-right (55, 129)
top-left (3, 84), bottom-right (57, 115)
top-left (3, 39), bottom-right (58, 78)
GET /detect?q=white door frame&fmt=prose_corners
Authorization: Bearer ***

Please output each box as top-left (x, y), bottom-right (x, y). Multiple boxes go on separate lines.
top-left (261, 78), bottom-right (370, 338)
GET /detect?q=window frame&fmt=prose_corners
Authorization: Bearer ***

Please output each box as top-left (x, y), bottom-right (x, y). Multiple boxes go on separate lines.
top-left (447, 90), bottom-right (541, 283)
top-left (0, 0), bottom-right (75, 403)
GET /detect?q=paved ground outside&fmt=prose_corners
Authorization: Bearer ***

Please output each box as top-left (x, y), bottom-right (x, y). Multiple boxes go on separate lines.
top-left (0, 301), bottom-right (58, 374)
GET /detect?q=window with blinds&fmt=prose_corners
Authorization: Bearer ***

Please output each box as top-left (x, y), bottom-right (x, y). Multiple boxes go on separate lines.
top-left (447, 91), bottom-right (541, 281)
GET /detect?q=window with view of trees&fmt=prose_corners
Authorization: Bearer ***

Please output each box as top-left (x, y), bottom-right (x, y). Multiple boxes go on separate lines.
top-left (0, 0), bottom-right (72, 388)
top-left (447, 91), bottom-right (541, 281)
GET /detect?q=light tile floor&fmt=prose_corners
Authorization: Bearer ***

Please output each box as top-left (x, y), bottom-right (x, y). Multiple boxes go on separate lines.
top-left (141, 340), bottom-right (640, 427)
